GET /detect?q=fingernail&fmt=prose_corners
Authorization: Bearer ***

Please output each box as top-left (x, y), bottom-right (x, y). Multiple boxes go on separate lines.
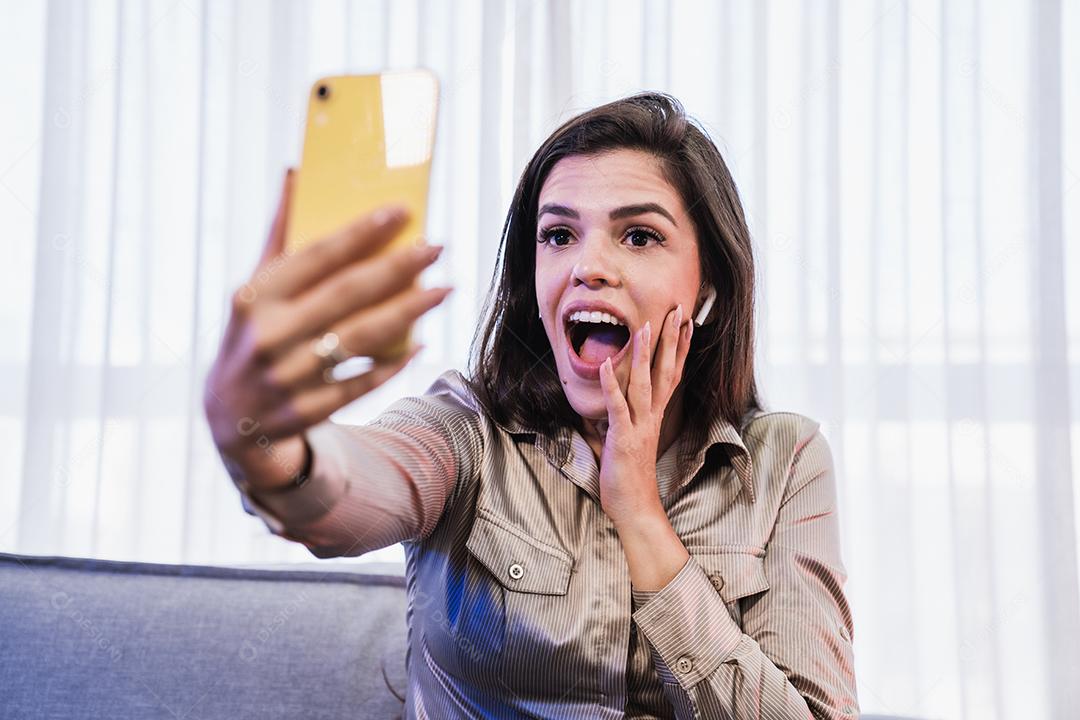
top-left (675, 304), bottom-right (684, 328)
top-left (374, 205), bottom-right (407, 226)
top-left (644, 320), bottom-right (651, 345)
top-left (414, 243), bottom-right (443, 260)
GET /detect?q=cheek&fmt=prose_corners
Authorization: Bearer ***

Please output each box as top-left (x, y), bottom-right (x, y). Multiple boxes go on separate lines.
top-left (534, 264), bottom-right (566, 317)
top-left (534, 261), bottom-right (554, 298)
top-left (533, 276), bottom-right (558, 343)
top-left (631, 272), bottom-right (697, 317)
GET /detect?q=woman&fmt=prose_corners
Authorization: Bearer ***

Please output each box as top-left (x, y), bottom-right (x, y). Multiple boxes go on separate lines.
top-left (205, 92), bottom-right (859, 719)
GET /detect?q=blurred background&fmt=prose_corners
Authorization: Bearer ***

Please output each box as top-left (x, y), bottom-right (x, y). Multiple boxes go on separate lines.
top-left (1, 0), bottom-right (1078, 717)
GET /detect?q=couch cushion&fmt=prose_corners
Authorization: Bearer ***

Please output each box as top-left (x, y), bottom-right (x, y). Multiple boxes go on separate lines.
top-left (0, 552), bottom-right (408, 720)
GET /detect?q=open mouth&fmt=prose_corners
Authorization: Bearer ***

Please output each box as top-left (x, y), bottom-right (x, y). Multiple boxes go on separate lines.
top-left (565, 312), bottom-right (632, 365)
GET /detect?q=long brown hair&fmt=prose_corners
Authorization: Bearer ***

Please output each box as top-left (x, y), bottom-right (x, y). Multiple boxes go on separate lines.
top-left (466, 91), bottom-right (761, 439)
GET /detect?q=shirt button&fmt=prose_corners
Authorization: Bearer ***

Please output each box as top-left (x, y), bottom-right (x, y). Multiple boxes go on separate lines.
top-left (709, 574), bottom-right (725, 592)
top-left (674, 656), bottom-right (694, 674)
top-left (508, 562), bottom-right (524, 580)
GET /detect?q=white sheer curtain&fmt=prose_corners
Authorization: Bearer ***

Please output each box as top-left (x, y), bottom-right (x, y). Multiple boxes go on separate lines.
top-left (2, 1), bottom-right (1078, 717)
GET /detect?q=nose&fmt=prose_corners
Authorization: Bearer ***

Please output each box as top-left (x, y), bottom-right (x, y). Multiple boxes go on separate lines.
top-left (570, 233), bottom-right (621, 289)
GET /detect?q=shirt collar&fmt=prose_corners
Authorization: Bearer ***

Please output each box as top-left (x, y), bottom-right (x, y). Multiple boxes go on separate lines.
top-left (493, 407), bottom-right (758, 503)
top-left (674, 406), bottom-right (756, 502)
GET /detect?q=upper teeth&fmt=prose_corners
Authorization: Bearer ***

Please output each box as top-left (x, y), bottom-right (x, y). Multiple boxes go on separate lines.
top-left (567, 310), bottom-right (625, 326)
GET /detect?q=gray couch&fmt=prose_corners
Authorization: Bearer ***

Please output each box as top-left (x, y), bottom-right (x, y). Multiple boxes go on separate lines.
top-left (1, 551), bottom-right (921, 719)
top-left (0, 552), bottom-right (409, 719)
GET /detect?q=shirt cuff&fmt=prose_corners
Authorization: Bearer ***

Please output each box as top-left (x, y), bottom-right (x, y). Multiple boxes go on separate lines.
top-left (235, 422), bottom-right (349, 535)
top-left (631, 586), bottom-right (659, 610)
top-left (630, 554), bottom-right (744, 689)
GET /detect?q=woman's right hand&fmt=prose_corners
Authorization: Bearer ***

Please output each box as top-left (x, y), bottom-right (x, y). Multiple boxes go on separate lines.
top-left (203, 168), bottom-right (452, 489)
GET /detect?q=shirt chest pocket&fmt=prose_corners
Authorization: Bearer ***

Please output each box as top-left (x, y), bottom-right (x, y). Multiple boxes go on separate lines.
top-left (465, 509), bottom-right (578, 693)
top-left (692, 550), bottom-right (770, 628)
top-left (466, 510), bottom-right (573, 594)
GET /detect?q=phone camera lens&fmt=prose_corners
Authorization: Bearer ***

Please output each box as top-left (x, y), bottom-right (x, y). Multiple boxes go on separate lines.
top-left (316, 84), bottom-right (330, 100)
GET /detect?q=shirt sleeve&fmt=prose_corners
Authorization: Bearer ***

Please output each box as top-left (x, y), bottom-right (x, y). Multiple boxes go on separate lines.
top-left (230, 368), bottom-right (484, 559)
top-left (629, 417), bottom-right (859, 719)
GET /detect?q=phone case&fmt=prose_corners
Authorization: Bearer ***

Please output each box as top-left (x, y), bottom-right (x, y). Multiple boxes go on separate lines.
top-left (286, 69), bottom-right (439, 363)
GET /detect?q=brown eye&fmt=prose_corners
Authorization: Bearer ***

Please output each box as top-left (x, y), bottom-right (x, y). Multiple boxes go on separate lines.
top-left (626, 227), bottom-right (664, 248)
top-left (539, 227), bottom-right (572, 246)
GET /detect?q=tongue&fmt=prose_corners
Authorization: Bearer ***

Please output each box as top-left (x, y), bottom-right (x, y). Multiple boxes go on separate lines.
top-left (578, 326), bottom-right (627, 364)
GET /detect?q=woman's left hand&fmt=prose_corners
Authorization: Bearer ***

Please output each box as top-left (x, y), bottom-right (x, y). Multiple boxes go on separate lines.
top-left (597, 303), bottom-right (694, 527)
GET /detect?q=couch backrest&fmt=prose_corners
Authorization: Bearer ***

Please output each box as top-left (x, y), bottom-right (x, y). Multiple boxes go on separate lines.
top-left (0, 552), bottom-right (409, 719)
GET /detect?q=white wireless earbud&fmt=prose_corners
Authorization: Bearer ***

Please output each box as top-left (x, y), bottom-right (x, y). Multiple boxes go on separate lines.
top-left (694, 284), bottom-right (716, 327)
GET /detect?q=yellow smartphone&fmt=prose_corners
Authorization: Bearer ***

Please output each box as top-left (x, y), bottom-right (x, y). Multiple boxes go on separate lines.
top-left (286, 69), bottom-right (440, 362)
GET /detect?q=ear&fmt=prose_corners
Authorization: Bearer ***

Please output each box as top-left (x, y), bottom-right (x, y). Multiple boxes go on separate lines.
top-left (693, 283), bottom-right (717, 327)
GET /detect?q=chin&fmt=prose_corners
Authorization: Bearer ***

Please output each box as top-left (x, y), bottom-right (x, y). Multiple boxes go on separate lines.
top-left (563, 387), bottom-right (609, 421)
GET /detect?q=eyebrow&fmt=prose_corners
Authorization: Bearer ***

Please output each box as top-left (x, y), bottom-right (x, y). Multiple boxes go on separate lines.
top-left (536, 202), bottom-right (679, 228)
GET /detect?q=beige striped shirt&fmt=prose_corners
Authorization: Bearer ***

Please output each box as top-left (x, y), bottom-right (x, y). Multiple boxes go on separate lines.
top-left (233, 368), bottom-right (859, 719)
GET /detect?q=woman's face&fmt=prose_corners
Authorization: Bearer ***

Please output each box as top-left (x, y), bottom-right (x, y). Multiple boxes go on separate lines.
top-left (534, 148), bottom-right (704, 421)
